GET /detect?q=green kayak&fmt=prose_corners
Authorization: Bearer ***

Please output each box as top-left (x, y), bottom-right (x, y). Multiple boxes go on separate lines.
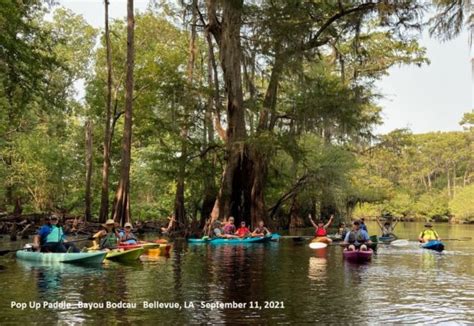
top-left (104, 247), bottom-right (144, 262)
top-left (16, 250), bottom-right (107, 265)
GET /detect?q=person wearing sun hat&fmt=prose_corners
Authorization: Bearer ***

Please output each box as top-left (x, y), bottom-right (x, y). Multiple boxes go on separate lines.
top-left (92, 218), bottom-right (120, 250)
top-left (33, 215), bottom-right (79, 253)
top-left (418, 222), bottom-right (441, 243)
top-left (119, 222), bottom-right (138, 244)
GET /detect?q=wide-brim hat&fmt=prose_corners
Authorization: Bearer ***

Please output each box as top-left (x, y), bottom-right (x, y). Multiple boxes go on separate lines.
top-left (424, 222), bottom-right (433, 227)
top-left (124, 222), bottom-right (133, 228)
top-left (103, 219), bottom-right (115, 227)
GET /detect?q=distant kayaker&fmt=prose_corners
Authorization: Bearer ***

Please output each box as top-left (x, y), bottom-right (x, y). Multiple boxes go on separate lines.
top-left (93, 219), bottom-right (120, 250)
top-left (343, 220), bottom-right (371, 251)
top-left (335, 222), bottom-right (348, 240)
top-left (119, 222), bottom-right (138, 244)
top-left (376, 217), bottom-right (398, 237)
top-left (213, 220), bottom-right (238, 239)
top-left (252, 221), bottom-right (271, 237)
top-left (309, 214), bottom-right (334, 244)
top-left (235, 221), bottom-right (251, 238)
top-left (418, 223), bottom-right (441, 243)
top-left (223, 216), bottom-right (237, 235)
top-left (33, 215), bottom-right (79, 253)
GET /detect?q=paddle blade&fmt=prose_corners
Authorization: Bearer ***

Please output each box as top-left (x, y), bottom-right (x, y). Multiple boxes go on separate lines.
top-left (309, 242), bottom-right (328, 249)
top-left (391, 239), bottom-right (409, 247)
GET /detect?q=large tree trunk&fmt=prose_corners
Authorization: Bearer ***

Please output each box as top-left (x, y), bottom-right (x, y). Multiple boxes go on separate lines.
top-left (99, 0), bottom-right (113, 223)
top-left (84, 120), bottom-right (93, 221)
top-left (207, 0), bottom-right (248, 229)
top-left (112, 0), bottom-right (134, 226)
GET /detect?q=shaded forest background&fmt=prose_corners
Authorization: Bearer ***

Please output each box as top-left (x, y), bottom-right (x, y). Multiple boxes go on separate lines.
top-left (1, 0), bottom-right (473, 232)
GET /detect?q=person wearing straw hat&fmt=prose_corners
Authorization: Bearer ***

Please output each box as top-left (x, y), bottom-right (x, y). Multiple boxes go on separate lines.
top-left (418, 223), bottom-right (441, 243)
top-left (92, 219), bottom-right (120, 250)
top-left (119, 222), bottom-right (138, 244)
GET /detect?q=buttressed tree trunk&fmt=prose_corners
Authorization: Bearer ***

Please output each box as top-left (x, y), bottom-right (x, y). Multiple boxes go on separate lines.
top-left (99, 0), bottom-right (113, 223)
top-left (85, 120), bottom-right (93, 221)
top-left (206, 0), bottom-right (267, 231)
top-left (112, 0), bottom-right (134, 226)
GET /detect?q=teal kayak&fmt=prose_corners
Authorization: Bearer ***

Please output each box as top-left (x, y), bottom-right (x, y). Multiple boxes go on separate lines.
top-left (188, 235), bottom-right (273, 244)
top-left (16, 250), bottom-right (107, 265)
top-left (379, 235), bottom-right (397, 243)
top-left (421, 240), bottom-right (444, 252)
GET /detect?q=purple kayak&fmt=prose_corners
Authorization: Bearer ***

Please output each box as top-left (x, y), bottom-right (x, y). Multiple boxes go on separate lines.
top-left (343, 249), bottom-right (373, 262)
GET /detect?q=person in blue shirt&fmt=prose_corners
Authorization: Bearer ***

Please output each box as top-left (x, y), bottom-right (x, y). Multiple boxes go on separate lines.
top-left (343, 220), bottom-right (371, 251)
top-left (119, 222), bottom-right (138, 244)
top-left (33, 215), bottom-right (79, 253)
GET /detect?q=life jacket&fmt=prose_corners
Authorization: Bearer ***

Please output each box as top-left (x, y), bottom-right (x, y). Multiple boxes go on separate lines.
top-left (42, 225), bottom-right (64, 244)
top-left (100, 231), bottom-right (118, 249)
top-left (120, 230), bottom-right (138, 242)
top-left (420, 229), bottom-right (438, 241)
top-left (347, 230), bottom-right (366, 244)
top-left (315, 227), bottom-right (327, 237)
top-left (223, 224), bottom-right (235, 234)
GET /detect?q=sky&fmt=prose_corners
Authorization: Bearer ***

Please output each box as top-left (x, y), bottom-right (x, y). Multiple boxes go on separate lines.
top-left (58, 0), bottom-right (472, 135)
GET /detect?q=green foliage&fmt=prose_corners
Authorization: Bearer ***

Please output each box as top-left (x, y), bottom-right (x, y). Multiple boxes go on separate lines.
top-left (449, 185), bottom-right (474, 221)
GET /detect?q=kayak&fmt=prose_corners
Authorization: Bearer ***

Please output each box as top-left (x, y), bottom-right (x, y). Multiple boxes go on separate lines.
top-left (146, 244), bottom-right (171, 257)
top-left (270, 233), bottom-right (281, 241)
top-left (311, 236), bottom-right (331, 244)
top-left (105, 248), bottom-right (144, 262)
top-left (421, 240), bottom-right (444, 252)
top-left (16, 250), bottom-right (106, 265)
top-left (343, 249), bottom-right (373, 262)
top-left (188, 235), bottom-right (272, 244)
top-left (379, 235), bottom-right (397, 243)
top-left (118, 242), bottom-right (162, 252)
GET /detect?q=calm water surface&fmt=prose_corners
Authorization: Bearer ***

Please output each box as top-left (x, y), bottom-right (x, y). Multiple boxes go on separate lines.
top-left (0, 222), bottom-right (473, 324)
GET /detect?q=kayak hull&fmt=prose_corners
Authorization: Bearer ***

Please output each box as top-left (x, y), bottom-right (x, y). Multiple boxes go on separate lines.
top-left (16, 250), bottom-right (106, 265)
top-left (312, 236), bottom-right (332, 244)
top-left (118, 242), bottom-right (162, 253)
top-left (146, 244), bottom-right (171, 256)
top-left (106, 248), bottom-right (144, 262)
top-left (343, 249), bottom-right (373, 262)
top-left (421, 240), bottom-right (444, 252)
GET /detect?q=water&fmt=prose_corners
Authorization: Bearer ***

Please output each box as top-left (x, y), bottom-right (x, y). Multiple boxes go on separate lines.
top-left (0, 222), bottom-right (473, 324)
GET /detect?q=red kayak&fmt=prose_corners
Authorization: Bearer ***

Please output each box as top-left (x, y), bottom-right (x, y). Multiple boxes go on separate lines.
top-left (343, 249), bottom-right (373, 262)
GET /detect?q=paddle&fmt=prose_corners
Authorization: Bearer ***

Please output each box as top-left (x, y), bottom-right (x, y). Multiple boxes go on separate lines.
top-left (0, 237), bottom-right (93, 256)
top-left (391, 239), bottom-right (410, 247)
top-left (309, 242), bottom-right (328, 249)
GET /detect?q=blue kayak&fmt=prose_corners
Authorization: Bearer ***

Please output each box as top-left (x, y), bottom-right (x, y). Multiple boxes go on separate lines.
top-left (421, 240), bottom-right (445, 252)
top-left (188, 234), bottom-right (275, 244)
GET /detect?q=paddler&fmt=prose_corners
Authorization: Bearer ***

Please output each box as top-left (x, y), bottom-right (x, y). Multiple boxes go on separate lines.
top-left (334, 222), bottom-right (348, 240)
top-left (223, 216), bottom-right (237, 236)
top-left (119, 222), bottom-right (138, 244)
top-left (235, 221), bottom-right (251, 238)
top-left (212, 220), bottom-right (238, 239)
top-left (418, 223), bottom-right (441, 243)
top-left (343, 220), bottom-right (371, 251)
top-left (33, 215), bottom-right (79, 253)
top-left (376, 217), bottom-right (398, 237)
top-left (309, 214), bottom-right (334, 244)
top-left (93, 219), bottom-right (120, 250)
top-left (252, 220), bottom-right (272, 237)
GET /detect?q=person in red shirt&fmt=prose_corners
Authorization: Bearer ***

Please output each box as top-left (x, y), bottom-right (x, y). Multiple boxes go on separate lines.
top-left (309, 214), bottom-right (334, 244)
top-left (235, 221), bottom-right (251, 238)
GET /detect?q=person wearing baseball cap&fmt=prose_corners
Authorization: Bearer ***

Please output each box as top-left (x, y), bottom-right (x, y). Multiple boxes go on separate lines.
top-left (119, 222), bottom-right (138, 244)
top-left (33, 215), bottom-right (79, 253)
top-left (418, 222), bottom-right (441, 243)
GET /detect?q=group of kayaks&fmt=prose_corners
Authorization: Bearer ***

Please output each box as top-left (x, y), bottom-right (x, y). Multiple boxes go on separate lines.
top-left (15, 240), bottom-right (171, 266)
